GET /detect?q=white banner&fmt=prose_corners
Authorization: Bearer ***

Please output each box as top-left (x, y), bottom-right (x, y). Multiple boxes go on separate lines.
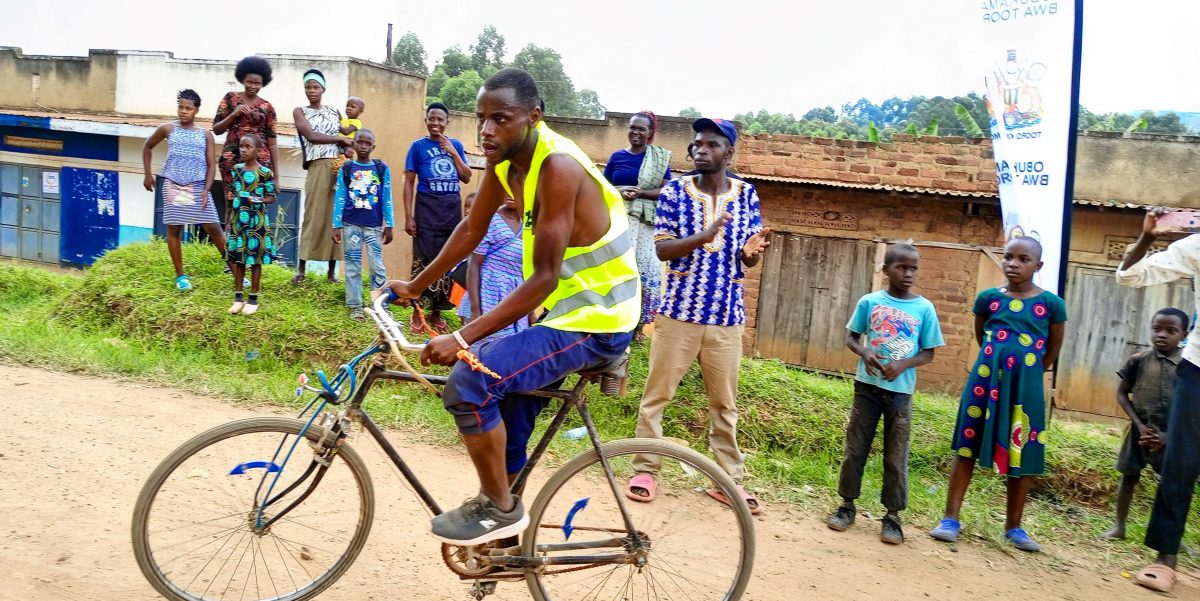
top-left (975, 0), bottom-right (1081, 295)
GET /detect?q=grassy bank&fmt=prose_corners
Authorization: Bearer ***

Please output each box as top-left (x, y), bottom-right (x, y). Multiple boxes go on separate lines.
top-left (1, 242), bottom-right (1196, 570)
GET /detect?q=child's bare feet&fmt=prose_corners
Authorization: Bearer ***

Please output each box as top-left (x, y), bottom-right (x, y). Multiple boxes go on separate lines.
top-left (1101, 525), bottom-right (1126, 540)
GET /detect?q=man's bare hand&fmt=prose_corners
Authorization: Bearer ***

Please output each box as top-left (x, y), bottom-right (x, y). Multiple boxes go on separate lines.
top-left (742, 227), bottom-right (771, 258)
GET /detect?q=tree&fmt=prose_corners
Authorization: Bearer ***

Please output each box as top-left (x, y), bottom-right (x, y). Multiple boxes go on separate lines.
top-left (954, 103), bottom-right (984, 138)
top-left (1143, 111), bottom-right (1189, 134)
top-left (437, 45), bottom-right (472, 78)
top-left (1084, 111), bottom-right (1137, 132)
top-left (803, 106), bottom-right (837, 123)
top-left (906, 96), bottom-right (982, 136)
top-left (841, 98), bottom-right (884, 127)
top-left (1077, 105), bottom-right (1102, 130)
top-left (439, 70), bottom-right (485, 112)
top-left (879, 96), bottom-right (923, 127)
top-left (390, 31), bottom-right (428, 75)
top-left (426, 65), bottom-right (449, 98)
top-left (576, 89), bottom-right (605, 119)
top-left (679, 107), bottom-right (701, 118)
top-left (469, 25), bottom-right (506, 75)
top-left (512, 44), bottom-right (577, 116)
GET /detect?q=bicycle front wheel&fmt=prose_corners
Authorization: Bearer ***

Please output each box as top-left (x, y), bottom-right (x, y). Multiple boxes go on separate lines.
top-left (131, 417), bottom-right (375, 601)
top-left (524, 438), bottom-right (755, 600)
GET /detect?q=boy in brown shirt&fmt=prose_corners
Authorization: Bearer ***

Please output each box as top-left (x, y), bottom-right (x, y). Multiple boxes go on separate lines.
top-left (1102, 307), bottom-right (1188, 540)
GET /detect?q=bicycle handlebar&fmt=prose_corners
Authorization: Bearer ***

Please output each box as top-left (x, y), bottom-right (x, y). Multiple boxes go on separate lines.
top-left (366, 290), bottom-right (427, 354)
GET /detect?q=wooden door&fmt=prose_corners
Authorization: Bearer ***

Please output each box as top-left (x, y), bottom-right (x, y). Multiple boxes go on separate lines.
top-left (1057, 264), bottom-right (1194, 417)
top-left (755, 233), bottom-right (875, 374)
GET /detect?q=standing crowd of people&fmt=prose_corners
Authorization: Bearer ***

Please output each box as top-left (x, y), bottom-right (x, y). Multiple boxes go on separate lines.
top-left (141, 57), bottom-right (1197, 594)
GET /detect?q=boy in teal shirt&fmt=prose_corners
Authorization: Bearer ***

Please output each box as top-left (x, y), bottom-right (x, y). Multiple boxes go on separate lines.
top-left (828, 243), bottom-right (944, 544)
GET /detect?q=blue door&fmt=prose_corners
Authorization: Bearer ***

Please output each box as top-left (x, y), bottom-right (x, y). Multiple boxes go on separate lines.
top-left (59, 167), bottom-right (118, 266)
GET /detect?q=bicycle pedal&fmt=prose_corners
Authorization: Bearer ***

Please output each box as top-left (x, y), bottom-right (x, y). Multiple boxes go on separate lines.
top-left (468, 580), bottom-right (497, 599)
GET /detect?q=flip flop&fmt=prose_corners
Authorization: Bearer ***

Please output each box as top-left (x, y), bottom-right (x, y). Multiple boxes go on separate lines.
top-left (1134, 563), bottom-right (1177, 593)
top-left (706, 485), bottom-right (763, 515)
top-left (625, 473), bottom-right (657, 502)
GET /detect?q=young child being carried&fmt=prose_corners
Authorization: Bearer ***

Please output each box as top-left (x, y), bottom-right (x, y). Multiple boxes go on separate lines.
top-left (1102, 307), bottom-right (1188, 540)
top-left (828, 243), bottom-right (945, 545)
top-left (331, 128), bottom-right (394, 321)
top-left (338, 96), bottom-right (365, 161)
top-left (226, 134), bottom-right (277, 316)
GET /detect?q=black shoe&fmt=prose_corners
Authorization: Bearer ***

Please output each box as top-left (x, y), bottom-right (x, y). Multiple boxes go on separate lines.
top-left (881, 514), bottom-right (904, 545)
top-left (827, 505), bottom-right (856, 531)
top-left (430, 495), bottom-right (529, 546)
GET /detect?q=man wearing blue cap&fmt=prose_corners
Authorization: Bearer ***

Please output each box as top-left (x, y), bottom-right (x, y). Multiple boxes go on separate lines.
top-left (626, 118), bottom-right (770, 514)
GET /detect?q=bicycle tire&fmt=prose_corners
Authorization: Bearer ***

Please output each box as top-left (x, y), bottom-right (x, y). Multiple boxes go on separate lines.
top-left (131, 417), bottom-right (375, 601)
top-left (523, 438), bottom-right (755, 600)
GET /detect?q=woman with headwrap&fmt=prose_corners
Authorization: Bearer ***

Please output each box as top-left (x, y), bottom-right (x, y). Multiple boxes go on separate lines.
top-left (291, 68), bottom-right (353, 283)
top-left (603, 111), bottom-right (672, 342)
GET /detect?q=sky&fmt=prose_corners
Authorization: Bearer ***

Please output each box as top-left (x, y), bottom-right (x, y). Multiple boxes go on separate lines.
top-left (4, 0), bottom-right (1198, 118)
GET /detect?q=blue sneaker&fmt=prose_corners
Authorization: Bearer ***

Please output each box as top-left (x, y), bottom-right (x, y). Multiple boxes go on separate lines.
top-left (175, 275), bottom-right (193, 292)
top-left (930, 518), bottom-right (960, 542)
top-left (1005, 528), bottom-right (1041, 552)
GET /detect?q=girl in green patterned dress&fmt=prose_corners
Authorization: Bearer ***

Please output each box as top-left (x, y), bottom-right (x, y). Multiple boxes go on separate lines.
top-left (929, 237), bottom-right (1067, 552)
top-left (226, 134), bottom-right (276, 316)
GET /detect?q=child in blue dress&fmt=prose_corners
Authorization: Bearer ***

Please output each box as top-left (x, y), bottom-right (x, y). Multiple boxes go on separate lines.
top-left (930, 236), bottom-right (1066, 552)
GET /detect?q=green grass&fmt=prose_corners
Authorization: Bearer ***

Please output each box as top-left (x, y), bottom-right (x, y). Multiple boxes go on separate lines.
top-left (1, 242), bottom-right (1197, 571)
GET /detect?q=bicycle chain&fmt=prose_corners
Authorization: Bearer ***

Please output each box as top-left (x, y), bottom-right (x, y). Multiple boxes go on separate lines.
top-left (441, 524), bottom-right (639, 581)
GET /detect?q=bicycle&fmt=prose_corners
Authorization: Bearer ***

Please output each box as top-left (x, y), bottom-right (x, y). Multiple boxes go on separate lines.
top-left (132, 293), bottom-right (756, 601)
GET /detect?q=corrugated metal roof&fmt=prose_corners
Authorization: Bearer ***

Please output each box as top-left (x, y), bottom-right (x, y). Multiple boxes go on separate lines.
top-left (741, 172), bottom-right (1183, 210)
top-left (740, 172), bottom-right (996, 198)
top-left (1070, 198), bottom-right (1153, 210)
top-left (0, 108), bottom-right (299, 136)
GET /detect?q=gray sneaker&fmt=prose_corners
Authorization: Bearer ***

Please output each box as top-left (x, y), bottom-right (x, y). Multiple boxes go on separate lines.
top-left (431, 495), bottom-right (529, 546)
top-left (349, 308), bottom-right (366, 321)
top-left (881, 514), bottom-right (904, 544)
top-left (827, 505), bottom-right (856, 531)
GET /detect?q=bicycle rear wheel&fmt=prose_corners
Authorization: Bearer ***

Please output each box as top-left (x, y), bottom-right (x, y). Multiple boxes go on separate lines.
top-left (523, 438), bottom-right (755, 600)
top-left (132, 417), bottom-right (375, 601)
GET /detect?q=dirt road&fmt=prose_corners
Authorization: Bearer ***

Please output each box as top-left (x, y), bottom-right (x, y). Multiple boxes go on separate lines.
top-left (0, 364), bottom-right (1189, 600)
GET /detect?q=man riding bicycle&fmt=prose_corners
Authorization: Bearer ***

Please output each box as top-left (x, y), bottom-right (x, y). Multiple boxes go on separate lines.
top-left (384, 68), bottom-right (639, 546)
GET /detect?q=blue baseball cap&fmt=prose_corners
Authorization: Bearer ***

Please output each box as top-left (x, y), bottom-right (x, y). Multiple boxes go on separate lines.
top-left (692, 117), bottom-right (737, 146)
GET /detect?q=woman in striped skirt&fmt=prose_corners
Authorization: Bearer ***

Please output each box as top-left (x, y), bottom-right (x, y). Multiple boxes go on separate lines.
top-left (142, 89), bottom-right (226, 292)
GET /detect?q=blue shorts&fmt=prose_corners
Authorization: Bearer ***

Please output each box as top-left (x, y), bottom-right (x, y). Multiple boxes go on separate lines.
top-left (443, 325), bottom-right (633, 474)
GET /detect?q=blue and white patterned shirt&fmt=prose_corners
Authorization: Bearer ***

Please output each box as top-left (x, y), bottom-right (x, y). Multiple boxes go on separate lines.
top-left (655, 175), bottom-right (763, 326)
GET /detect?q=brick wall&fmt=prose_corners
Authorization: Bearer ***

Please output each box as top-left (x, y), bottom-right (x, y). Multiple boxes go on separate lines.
top-left (735, 133), bottom-right (998, 195)
top-left (743, 182), bottom-right (1006, 392)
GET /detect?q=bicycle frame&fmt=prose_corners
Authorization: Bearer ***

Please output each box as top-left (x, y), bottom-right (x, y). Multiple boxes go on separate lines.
top-left (253, 294), bottom-right (645, 569)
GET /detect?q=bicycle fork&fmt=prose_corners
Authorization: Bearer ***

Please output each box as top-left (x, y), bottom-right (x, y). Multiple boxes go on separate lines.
top-left (251, 412), bottom-right (350, 533)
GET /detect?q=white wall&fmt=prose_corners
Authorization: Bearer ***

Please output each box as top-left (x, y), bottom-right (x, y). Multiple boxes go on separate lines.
top-left (115, 135), bottom-right (307, 236)
top-left (114, 51), bottom-right (352, 126)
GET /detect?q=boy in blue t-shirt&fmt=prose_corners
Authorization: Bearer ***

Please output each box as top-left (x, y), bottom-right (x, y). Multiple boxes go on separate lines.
top-left (828, 243), bottom-right (945, 545)
top-left (332, 129), bottom-right (395, 321)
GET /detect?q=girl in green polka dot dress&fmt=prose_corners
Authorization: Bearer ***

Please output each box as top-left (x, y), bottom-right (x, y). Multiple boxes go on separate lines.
top-left (225, 134), bottom-right (277, 316)
top-left (929, 237), bottom-right (1066, 552)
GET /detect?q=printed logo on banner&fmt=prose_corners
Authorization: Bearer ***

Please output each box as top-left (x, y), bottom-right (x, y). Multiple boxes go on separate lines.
top-left (974, 0), bottom-right (1081, 295)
